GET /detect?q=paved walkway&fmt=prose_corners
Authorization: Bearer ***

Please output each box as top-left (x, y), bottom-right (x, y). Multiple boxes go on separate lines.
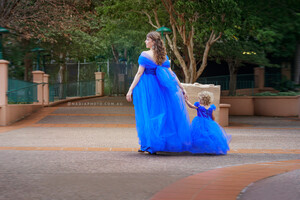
top-left (0, 96), bottom-right (299, 200)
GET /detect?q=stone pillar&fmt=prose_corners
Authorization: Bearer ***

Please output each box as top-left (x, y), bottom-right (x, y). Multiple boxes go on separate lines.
top-left (95, 72), bottom-right (105, 96)
top-left (298, 96), bottom-right (300, 119)
top-left (43, 74), bottom-right (49, 105)
top-left (254, 67), bottom-right (265, 89)
top-left (219, 104), bottom-right (231, 127)
top-left (32, 70), bottom-right (45, 104)
top-left (118, 74), bottom-right (126, 94)
top-left (183, 83), bottom-right (221, 123)
top-left (0, 60), bottom-right (9, 126)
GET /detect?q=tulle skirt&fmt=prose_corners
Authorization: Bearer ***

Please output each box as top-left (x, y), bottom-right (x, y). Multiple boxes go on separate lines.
top-left (133, 72), bottom-right (191, 153)
top-left (190, 116), bottom-right (231, 155)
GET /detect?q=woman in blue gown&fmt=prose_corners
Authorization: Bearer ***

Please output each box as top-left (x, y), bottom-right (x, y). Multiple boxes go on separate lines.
top-left (126, 31), bottom-right (191, 154)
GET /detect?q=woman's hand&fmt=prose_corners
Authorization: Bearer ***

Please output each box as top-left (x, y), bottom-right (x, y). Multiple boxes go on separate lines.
top-left (182, 88), bottom-right (188, 100)
top-left (126, 90), bottom-right (133, 102)
top-left (126, 66), bottom-right (144, 102)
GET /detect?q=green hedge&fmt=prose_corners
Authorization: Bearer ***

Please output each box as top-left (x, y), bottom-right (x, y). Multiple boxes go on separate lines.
top-left (254, 91), bottom-right (300, 96)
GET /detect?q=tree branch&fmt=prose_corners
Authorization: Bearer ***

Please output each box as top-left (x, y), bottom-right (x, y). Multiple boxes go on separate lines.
top-left (212, 32), bottom-right (222, 43)
top-left (2, 0), bottom-right (20, 20)
top-left (141, 10), bottom-right (158, 29)
top-left (153, 9), bottom-right (161, 28)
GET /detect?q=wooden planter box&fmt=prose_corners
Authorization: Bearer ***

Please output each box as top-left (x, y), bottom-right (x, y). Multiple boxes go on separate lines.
top-left (254, 96), bottom-right (299, 117)
top-left (221, 95), bottom-right (300, 117)
top-left (220, 96), bottom-right (254, 116)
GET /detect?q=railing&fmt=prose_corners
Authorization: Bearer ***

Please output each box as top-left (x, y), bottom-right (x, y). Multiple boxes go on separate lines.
top-left (49, 80), bottom-right (100, 102)
top-left (7, 79), bottom-right (39, 104)
top-left (198, 74), bottom-right (255, 90)
top-left (265, 73), bottom-right (281, 87)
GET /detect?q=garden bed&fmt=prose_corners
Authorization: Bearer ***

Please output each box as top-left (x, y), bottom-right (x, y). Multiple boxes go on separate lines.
top-left (221, 93), bottom-right (300, 117)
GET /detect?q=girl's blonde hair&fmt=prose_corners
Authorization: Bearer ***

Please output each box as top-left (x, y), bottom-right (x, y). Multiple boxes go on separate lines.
top-left (198, 91), bottom-right (214, 106)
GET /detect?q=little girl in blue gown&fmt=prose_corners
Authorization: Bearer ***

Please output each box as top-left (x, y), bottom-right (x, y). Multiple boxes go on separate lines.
top-left (185, 91), bottom-right (231, 155)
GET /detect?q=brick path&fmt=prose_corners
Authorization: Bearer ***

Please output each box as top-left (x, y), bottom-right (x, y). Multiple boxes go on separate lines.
top-left (150, 160), bottom-right (300, 200)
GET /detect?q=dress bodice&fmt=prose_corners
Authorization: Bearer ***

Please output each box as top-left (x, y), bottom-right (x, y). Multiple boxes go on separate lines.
top-left (194, 102), bottom-right (216, 120)
top-left (137, 51), bottom-right (179, 93)
top-left (144, 67), bottom-right (156, 75)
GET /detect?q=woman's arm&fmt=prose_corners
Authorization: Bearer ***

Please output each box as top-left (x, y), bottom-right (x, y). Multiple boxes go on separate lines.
top-left (212, 111), bottom-right (215, 121)
top-left (185, 99), bottom-right (198, 109)
top-left (126, 66), bottom-right (145, 102)
top-left (168, 68), bottom-right (187, 97)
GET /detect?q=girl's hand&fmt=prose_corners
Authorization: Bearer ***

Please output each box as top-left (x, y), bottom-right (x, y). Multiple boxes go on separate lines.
top-left (182, 88), bottom-right (188, 100)
top-left (126, 90), bottom-right (133, 102)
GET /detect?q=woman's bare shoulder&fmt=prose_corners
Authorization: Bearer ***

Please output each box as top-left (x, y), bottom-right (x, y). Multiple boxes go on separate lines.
top-left (142, 51), bottom-right (155, 60)
top-left (142, 50), bottom-right (152, 56)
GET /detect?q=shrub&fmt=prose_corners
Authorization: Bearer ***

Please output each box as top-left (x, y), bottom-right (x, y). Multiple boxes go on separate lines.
top-left (254, 91), bottom-right (300, 96)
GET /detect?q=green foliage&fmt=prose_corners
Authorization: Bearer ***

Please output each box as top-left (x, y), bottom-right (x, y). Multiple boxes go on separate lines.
top-left (254, 91), bottom-right (300, 96)
top-left (211, 0), bottom-right (271, 66)
top-left (95, 0), bottom-right (158, 62)
top-left (97, 0), bottom-right (240, 65)
top-left (246, 0), bottom-right (300, 59)
top-left (273, 76), bottom-right (300, 92)
top-left (3, 0), bottom-right (300, 84)
top-left (8, 101), bottom-right (33, 104)
top-left (187, 0), bottom-right (241, 60)
top-left (4, 35), bottom-right (36, 79)
top-left (211, 0), bottom-right (300, 66)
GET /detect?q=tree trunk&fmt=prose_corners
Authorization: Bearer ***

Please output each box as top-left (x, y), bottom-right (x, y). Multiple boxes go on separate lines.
top-left (58, 52), bottom-right (66, 99)
top-left (194, 42), bottom-right (211, 83)
top-left (294, 42), bottom-right (300, 84)
top-left (111, 44), bottom-right (119, 63)
top-left (21, 39), bottom-right (32, 81)
top-left (229, 70), bottom-right (237, 96)
top-left (194, 31), bottom-right (222, 83)
top-left (124, 48), bottom-right (127, 60)
top-left (24, 52), bottom-right (32, 81)
top-left (228, 60), bottom-right (240, 96)
top-left (166, 31), bottom-right (190, 83)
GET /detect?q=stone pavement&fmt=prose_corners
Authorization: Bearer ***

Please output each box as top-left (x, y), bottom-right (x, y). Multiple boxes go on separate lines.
top-left (0, 96), bottom-right (299, 200)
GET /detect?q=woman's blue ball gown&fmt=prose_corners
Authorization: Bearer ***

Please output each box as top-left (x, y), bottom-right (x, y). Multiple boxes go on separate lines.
top-left (133, 52), bottom-right (191, 154)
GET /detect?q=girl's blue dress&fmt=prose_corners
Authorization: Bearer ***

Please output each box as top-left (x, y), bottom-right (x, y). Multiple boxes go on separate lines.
top-left (133, 52), bottom-right (191, 153)
top-left (190, 103), bottom-right (231, 155)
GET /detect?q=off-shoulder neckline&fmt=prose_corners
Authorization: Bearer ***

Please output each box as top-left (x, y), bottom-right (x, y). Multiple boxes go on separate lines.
top-left (141, 51), bottom-right (156, 63)
top-left (196, 103), bottom-right (215, 110)
top-left (141, 51), bottom-right (168, 65)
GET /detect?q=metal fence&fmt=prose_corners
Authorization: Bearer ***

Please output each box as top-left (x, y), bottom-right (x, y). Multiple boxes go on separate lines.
top-left (44, 61), bottom-right (101, 84)
top-left (7, 70), bottom-right (282, 103)
top-left (49, 80), bottom-right (100, 102)
top-left (198, 74), bottom-right (255, 90)
top-left (45, 61), bottom-right (105, 102)
top-left (106, 62), bottom-right (135, 96)
top-left (265, 73), bottom-right (281, 87)
top-left (45, 60), bottom-right (135, 101)
top-left (7, 78), bottom-right (38, 104)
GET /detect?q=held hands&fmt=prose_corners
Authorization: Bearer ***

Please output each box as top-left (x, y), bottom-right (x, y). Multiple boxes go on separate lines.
top-left (182, 88), bottom-right (188, 100)
top-left (126, 90), bottom-right (133, 102)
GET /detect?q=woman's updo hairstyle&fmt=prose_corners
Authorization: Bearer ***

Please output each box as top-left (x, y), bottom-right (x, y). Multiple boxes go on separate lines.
top-left (147, 31), bottom-right (167, 66)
